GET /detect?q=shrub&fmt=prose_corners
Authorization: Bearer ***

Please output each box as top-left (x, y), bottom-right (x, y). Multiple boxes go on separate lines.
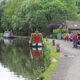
top-left (53, 28), bottom-right (67, 39)
top-left (53, 29), bottom-right (60, 34)
top-left (53, 29), bottom-right (60, 38)
top-left (62, 33), bottom-right (67, 39)
top-left (4, 30), bottom-right (12, 33)
top-left (61, 29), bottom-right (67, 33)
top-left (47, 34), bottom-right (53, 38)
top-left (40, 76), bottom-right (45, 80)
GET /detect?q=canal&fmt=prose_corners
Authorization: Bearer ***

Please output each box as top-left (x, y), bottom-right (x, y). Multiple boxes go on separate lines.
top-left (0, 38), bottom-right (50, 80)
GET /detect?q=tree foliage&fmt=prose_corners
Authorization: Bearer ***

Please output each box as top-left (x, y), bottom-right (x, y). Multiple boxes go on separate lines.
top-left (0, 0), bottom-right (78, 36)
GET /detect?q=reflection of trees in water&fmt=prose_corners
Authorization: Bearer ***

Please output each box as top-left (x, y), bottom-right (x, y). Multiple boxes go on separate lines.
top-left (13, 38), bottom-right (30, 46)
top-left (0, 45), bottom-right (34, 79)
top-left (0, 39), bottom-right (51, 80)
top-left (0, 40), bottom-right (4, 60)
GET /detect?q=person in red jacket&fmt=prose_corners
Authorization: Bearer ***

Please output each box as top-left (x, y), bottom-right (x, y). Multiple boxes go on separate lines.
top-left (73, 33), bottom-right (78, 48)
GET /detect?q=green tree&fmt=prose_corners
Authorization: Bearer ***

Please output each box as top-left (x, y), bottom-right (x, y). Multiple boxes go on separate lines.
top-left (0, 0), bottom-right (7, 32)
top-left (0, 0), bottom-right (78, 36)
top-left (61, 0), bottom-right (78, 20)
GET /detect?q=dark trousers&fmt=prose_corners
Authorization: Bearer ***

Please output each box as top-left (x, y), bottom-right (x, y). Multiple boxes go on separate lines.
top-left (73, 40), bottom-right (77, 48)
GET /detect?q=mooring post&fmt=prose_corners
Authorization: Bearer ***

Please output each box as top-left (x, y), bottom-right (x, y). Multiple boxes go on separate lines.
top-left (56, 43), bottom-right (60, 52)
top-left (52, 39), bottom-right (55, 46)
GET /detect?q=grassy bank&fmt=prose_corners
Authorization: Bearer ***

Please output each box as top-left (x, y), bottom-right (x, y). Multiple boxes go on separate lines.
top-left (40, 40), bottom-right (61, 80)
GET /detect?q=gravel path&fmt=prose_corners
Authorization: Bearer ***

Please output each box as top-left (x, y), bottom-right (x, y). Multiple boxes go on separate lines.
top-left (48, 39), bottom-right (80, 80)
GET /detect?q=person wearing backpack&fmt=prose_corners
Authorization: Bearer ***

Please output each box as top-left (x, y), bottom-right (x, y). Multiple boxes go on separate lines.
top-left (66, 33), bottom-right (69, 41)
top-left (73, 33), bottom-right (78, 48)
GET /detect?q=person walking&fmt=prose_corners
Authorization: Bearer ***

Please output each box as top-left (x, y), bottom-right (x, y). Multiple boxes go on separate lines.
top-left (69, 32), bottom-right (74, 41)
top-left (66, 33), bottom-right (69, 41)
top-left (73, 33), bottom-right (78, 48)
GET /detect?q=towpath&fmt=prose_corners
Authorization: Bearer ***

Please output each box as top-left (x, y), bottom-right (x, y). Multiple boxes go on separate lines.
top-left (48, 39), bottom-right (80, 80)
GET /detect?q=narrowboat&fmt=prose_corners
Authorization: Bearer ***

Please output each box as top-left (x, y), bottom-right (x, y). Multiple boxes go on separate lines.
top-left (29, 30), bottom-right (44, 47)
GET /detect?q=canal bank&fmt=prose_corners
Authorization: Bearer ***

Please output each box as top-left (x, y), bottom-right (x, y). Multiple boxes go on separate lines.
top-left (39, 40), bottom-right (61, 80)
top-left (48, 39), bottom-right (80, 80)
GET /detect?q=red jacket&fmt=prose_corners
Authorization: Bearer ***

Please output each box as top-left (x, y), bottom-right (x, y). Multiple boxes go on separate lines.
top-left (73, 35), bottom-right (77, 40)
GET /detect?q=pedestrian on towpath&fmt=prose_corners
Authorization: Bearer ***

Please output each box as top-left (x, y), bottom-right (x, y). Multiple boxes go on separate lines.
top-left (73, 33), bottom-right (78, 48)
top-left (65, 33), bottom-right (69, 41)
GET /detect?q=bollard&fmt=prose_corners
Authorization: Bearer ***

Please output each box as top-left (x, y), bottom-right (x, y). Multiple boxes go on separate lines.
top-left (56, 43), bottom-right (60, 52)
top-left (52, 39), bottom-right (55, 46)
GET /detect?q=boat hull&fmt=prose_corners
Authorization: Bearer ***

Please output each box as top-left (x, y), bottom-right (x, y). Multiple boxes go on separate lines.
top-left (30, 43), bottom-right (44, 47)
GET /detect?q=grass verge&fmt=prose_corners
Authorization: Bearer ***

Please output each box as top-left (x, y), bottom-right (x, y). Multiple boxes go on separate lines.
top-left (39, 40), bottom-right (61, 80)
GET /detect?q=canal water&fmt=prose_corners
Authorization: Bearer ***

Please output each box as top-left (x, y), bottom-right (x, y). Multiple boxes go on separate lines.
top-left (0, 38), bottom-right (50, 80)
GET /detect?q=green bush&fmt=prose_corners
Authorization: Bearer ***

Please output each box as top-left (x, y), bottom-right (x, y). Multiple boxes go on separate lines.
top-left (61, 29), bottom-right (67, 33)
top-left (40, 76), bottom-right (45, 80)
top-left (53, 28), bottom-right (67, 39)
top-left (62, 33), bottom-right (67, 39)
top-left (53, 29), bottom-right (60, 34)
top-left (4, 30), bottom-right (12, 33)
top-left (47, 34), bottom-right (53, 38)
top-left (43, 33), bottom-right (48, 38)
top-left (53, 29), bottom-right (60, 38)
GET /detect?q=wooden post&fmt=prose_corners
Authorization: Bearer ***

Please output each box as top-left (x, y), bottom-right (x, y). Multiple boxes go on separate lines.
top-left (56, 43), bottom-right (60, 52)
top-left (52, 39), bottom-right (55, 46)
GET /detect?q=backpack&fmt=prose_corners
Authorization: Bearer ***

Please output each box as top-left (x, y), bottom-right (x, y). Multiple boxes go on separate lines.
top-left (73, 35), bottom-right (77, 40)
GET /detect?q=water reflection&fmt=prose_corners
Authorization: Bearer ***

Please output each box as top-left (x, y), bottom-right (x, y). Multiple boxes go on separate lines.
top-left (3, 38), bottom-right (14, 44)
top-left (0, 63), bottom-right (27, 80)
top-left (30, 47), bottom-right (43, 59)
top-left (0, 38), bottom-right (50, 80)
